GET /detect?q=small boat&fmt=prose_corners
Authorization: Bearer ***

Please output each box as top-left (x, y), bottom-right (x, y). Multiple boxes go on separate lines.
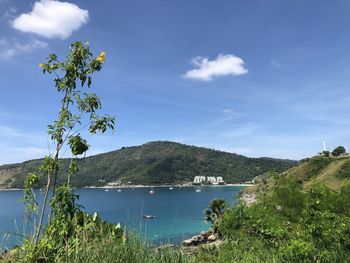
top-left (195, 188), bottom-right (201, 193)
top-left (169, 187), bottom-right (173, 190)
top-left (149, 187), bottom-right (155, 195)
top-left (105, 189), bottom-right (109, 192)
top-left (117, 189), bottom-right (122, 192)
top-left (143, 215), bottom-right (156, 219)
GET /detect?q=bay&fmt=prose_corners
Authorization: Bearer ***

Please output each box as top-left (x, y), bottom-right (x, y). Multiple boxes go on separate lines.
top-left (0, 186), bottom-right (243, 250)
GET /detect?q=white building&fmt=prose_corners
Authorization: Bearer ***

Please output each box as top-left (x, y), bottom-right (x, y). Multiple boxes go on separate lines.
top-left (207, 177), bottom-right (217, 184)
top-left (193, 176), bottom-right (225, 185)
top-left (216, 177), bottom-right (224, 184)
top-left (193, 176), bottom-right (206, 184)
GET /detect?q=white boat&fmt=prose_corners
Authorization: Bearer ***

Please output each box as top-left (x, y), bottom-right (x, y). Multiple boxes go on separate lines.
top-left (117, 189), bottom-right (122, 192)
top-left (149, 187), bottom-right (155, 194)
top-left (143, 214), bottom-right (155, 219)
top-left (105, 189), bottom-right (109, 192)
top-left (169, 187), bottom-right (173, 190)
top-left (195, 189), bottom-right (201, 192)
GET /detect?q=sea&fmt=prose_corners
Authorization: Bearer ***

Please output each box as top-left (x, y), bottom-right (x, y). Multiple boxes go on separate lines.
top-left (0, 185), bottom-right (244, 250)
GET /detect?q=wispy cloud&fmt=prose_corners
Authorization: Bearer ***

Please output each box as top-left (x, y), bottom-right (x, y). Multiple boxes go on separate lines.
top-left (0, 125), bottom-right (46, 145)
top-left (222, 108), bottom-right (244, 118)
top-left (0, 125), bottom-right (50, 164)
top-left (204, 108), bottom-right (245, 128)
top-left (1, 7), bottom-right (17, 21)
top-left (270, 59), bottom-right (282, 68)
top-left (0, 146), bottom-right (48, 165)
top-left (12, 0), bottom-right (89, 39)
top-left (219, 122), bottom-right (258, 138)
top-left (184, 54), bottom-right (248, 81)
top-left (0, 38), bottom-right (47, 60)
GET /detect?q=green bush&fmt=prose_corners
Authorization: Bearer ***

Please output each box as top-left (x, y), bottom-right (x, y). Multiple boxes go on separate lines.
top-left (336, 161), bottom-right (350, 179)
top-left (280, 239), bottom-right (315, 262)
top-left (305, 156), bottom-right (332, 179)
top-left (214, 180), bottom-right (350, 262)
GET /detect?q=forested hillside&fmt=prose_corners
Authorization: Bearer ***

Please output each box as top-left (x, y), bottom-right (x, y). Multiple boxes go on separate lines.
top-left (0, 141), bottom-right (296, 188)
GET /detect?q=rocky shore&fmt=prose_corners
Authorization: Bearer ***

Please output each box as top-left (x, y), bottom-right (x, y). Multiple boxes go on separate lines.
top-left (239, 189), bottom-right (258, 206)
top-left (181, 229), bottom-right (223, 254)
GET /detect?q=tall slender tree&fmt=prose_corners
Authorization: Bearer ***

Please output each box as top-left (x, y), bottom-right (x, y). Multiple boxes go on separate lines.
top-left (21, 42), bottom-right (115, 244)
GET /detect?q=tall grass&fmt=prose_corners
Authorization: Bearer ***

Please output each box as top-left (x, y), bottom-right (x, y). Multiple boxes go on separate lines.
top-left (0, 224), bottom-right (193, 263)
top-left (57, 235), bottom-right (189, 263)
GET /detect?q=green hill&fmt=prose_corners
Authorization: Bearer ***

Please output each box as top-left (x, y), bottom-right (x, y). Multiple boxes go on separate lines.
top-left (246, 154), bottom-right (350, 197)
top-left (0, 141), bottom-right (296, 188)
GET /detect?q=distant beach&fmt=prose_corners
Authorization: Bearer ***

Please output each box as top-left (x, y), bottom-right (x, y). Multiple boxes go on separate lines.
top-left (84, 183), bottom-right (253, 189)
top-left (0, 183), bottom-right (253, 191)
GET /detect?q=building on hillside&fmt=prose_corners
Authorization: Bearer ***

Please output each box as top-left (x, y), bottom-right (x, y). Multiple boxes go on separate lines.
top-left (193, 176), bottom-right (206, 184)
top-left (207, 176), bottom-right (217, 184)
top-left (192, 176), bottom-right (225, 185)
top-left (217, 177), bottom-right (224, 184)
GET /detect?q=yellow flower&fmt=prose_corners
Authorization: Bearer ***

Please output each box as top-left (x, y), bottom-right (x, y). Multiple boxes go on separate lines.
top-left (39, 63), bottom-right (44, 68)
top-left (96, 51), bottom-right (106, 63)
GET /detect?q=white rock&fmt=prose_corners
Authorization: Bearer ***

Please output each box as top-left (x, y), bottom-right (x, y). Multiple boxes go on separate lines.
top-left (207, 234), bottom-right (217, 242)
top-left (182, 239), bottom-right (193, 246)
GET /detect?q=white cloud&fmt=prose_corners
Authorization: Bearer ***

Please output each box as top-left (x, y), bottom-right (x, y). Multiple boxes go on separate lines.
top-left (12, 0), bottom-right (89, 39)
top-left (184, 54), bottom-right (248, 81)
top-left (0, 38), bottom-right (47, 60)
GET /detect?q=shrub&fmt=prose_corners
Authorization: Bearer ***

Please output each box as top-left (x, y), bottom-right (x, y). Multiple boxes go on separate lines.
top-left (280, 240), bottom-right (315, 262)
top-left (305, 156), bottom-right (332, 179)
top-left (336, 161), bottom-right (350, 179)
top-left (332, 146), bottom-right (346, 157)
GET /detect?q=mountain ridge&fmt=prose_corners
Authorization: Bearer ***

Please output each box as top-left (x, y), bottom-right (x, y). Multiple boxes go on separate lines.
top-left (0, 141), bottom-right (297, 189)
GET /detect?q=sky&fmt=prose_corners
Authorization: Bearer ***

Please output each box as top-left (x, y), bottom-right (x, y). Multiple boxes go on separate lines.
top-left (1, 0), bottom-right (350, 164)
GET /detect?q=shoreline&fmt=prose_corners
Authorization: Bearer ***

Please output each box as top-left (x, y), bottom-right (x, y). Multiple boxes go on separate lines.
top-left (0, 188), bottom-right (22, 191)
top-left (83, 183), bottom-right (253, 189)
top-left (0, 183), bottom-right (253, 191)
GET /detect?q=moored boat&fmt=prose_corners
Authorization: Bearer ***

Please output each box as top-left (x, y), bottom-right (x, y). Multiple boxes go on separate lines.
top-left (143, 214), bottom-right (156, 219)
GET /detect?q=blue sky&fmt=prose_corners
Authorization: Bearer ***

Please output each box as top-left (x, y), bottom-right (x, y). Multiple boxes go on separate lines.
top-left (1, 0), bottom-right (350, 163)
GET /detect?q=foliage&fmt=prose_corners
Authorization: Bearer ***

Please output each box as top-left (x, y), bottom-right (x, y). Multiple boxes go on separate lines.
top-left (269, 175), bottom-right (305, 220)
top-left (204, 199), bottom-right (227, 233)
top-left (336, 160), bottom-right (350, 179)
top-left (18, 173), bottom-right (39, 222)
top-left (4, 42), bottom-right (116, 262)
top-left (213, 180), bottom-right (350, 262)
top-left (2, 141), bottom-right (297, 188)
top-left (332, 146), bottom-right (346, 157)
top-left (29, 41), bottom-right (114, 244)
top-left (305, 155), bottom-right (332, 179)
top-left (321, 150), bottom-right (330, 157)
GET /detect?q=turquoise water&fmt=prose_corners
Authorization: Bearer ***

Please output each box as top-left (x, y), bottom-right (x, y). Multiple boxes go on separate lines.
top-left (0, 186), bottom-right (243, 249)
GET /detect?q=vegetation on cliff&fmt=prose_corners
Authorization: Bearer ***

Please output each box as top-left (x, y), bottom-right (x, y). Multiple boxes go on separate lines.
top-left (192, 155), bottom-right (350, 262)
